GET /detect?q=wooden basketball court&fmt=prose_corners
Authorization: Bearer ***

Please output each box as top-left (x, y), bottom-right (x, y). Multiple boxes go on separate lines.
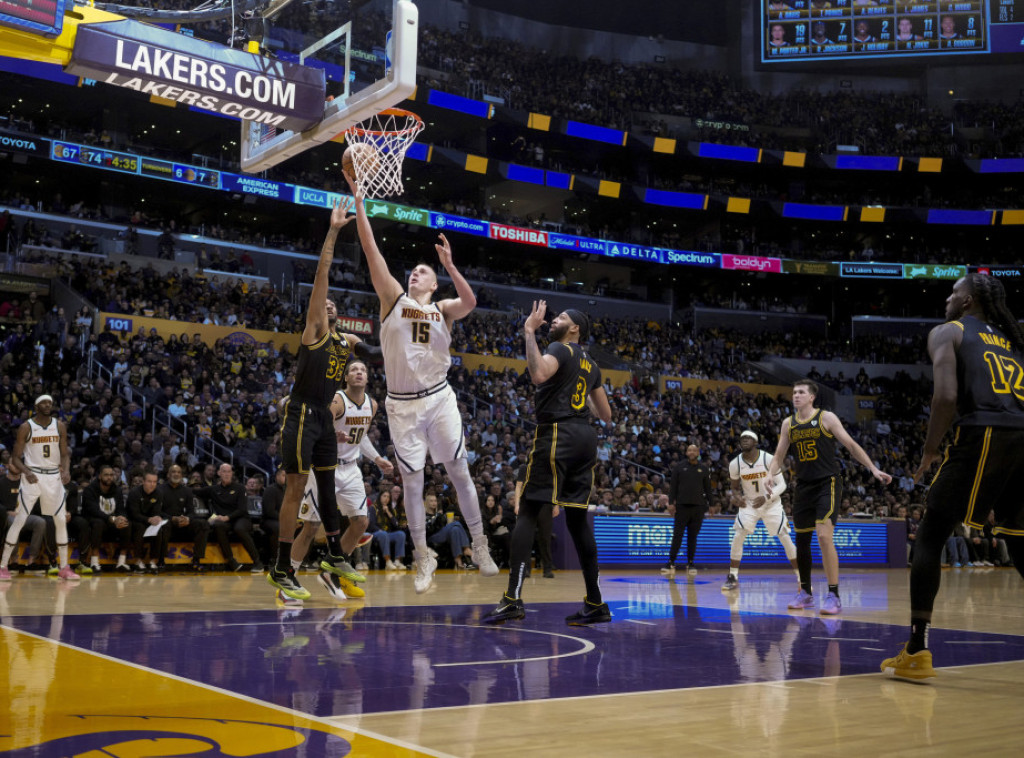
top-left (2, 566), bottom-right (1022, 757)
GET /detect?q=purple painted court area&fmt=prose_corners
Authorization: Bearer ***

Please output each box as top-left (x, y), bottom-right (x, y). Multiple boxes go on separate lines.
top-left (11, 605), bottom-right (1024, 717)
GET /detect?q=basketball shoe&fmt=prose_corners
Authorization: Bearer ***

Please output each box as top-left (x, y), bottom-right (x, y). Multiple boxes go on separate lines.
top-left (320, 554), bottom-right (366, 583)
top-left (881, 644), bottom-right (936, 681)
top-left (471, 536), bottom-right (499, 577)
top-left (267, 567), bottom-right (312, 601)
top-left (722, 574), bottom-right (739, 591)
top-left (317, 571), bottom-right (349, 601)
top-left (820, 592), bottom-right (842, 615)
top-left (276, 590), bottom-right (304, 607)
top-left (57, 565), bottom-right (81, 581)
top-left (483, 594), bottom-right (525, 624)
top-left (787, 589), bottom-right (815, 610)
top-left (566, 599), bottom-right (612, 626)
top-left (413, 548), bottom-right (437, 594)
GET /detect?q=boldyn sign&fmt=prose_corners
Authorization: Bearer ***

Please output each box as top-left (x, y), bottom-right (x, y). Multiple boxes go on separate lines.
top-left (65, 19), bottom-right (325, 132)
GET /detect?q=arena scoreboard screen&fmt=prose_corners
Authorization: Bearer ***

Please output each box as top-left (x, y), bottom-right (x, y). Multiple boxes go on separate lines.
top-left (0, 0), bottom-right (69, 37)
top-left (761, 1), bottom-right (991, 62)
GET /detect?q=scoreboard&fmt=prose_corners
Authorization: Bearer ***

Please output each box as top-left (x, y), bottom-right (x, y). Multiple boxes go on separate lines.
top-left (762, 1), bottom-right (989, 62)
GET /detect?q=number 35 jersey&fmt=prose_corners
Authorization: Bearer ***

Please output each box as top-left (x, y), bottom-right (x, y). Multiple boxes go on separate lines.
top-left (535, 342), bottom-right (602, 424)
top-left (952, 314), bottom-right (1024, 428)
top-left (380, 294), bottom-right (451, 395)
top-left (291, 331), bottom-right (352, 405)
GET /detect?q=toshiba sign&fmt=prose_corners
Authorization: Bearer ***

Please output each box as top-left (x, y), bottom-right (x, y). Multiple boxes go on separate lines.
top-left (488, 224), bottom-right (549, 247)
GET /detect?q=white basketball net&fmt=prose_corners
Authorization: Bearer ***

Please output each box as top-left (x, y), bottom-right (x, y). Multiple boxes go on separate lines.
top-left (344, 108), bottom-right (424, 199)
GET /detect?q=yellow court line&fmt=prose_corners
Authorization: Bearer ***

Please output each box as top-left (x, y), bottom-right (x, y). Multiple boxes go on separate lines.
top-left (0, 625), bottom-right (448, 757)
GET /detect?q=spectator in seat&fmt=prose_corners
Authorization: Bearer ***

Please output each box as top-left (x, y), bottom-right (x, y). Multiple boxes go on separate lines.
top-left (193, 463), bottom-right (263, 572)
top-left (159, 463), bottom-right (210, 572)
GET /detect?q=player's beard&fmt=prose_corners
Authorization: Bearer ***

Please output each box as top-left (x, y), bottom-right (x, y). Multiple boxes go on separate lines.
top-left (549, 322), bottom-right (568, 341)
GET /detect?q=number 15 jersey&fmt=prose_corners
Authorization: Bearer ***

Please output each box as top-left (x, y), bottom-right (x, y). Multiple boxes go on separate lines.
top-left (380, 294), bottom-right (451, 395)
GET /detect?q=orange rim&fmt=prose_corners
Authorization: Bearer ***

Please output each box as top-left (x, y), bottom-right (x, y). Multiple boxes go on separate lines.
top-left (346, 108), bottom-right (424, 138)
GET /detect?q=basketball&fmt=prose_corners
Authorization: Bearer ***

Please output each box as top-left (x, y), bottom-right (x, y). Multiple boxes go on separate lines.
top-left (342, 143), bottom-right (381, 181)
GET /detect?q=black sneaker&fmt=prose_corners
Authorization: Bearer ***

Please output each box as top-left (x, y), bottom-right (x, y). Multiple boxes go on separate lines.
top-left (190, 561), bottom-right (207, 573)
top-left (543, 569), bottom-right (555, 578)
top-left (266, 567), bottom-right (311, 600)
top-left (250, 563), bottom-right (266, 574)
top-left (227, 559), bottom-right (243, 572)
top-left (723, 574), bottom-right (739, 591)
top-left (483, 594), bottom-right (526, 624)
top-left (566, 600), bottom-right (612, 626)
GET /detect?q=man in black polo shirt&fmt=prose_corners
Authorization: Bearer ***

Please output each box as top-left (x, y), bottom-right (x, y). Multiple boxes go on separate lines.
top-left (664, 444), bottom-right (712, 576)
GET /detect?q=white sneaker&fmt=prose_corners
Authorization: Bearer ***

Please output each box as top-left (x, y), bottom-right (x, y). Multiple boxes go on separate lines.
top-left (413, 549), bottom-right (437, 594)
top-left (317, 571), bottom-right (348, 601)
top-left (472, 536), bottom-right (499, 577)
top-left (385, 559), bottom-right (398, 571)
top-left (355, 562), bottom-right (369, 572)
top-left (276, 590), bottom-right (304, 607)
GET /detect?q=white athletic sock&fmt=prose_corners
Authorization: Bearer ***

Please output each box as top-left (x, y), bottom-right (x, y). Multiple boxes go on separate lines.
top-left (445, 458), bottom-right (484, 539)
top-left (731, 568), bottom-right (740, 579)
top-left (403, 469), bottom-right (428, 556)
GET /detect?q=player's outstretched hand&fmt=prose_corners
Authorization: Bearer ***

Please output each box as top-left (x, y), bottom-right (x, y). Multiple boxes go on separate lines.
top-left (524, 300), bottom-right (547, 333)
top-left (330, 196), bottom-right (355, 229)
top-left (435, 233), bottom-right (453, 269)
top-left (872, 468), bottom-right (893, 485)
top-left (912, 450), bottom-right (940, 483)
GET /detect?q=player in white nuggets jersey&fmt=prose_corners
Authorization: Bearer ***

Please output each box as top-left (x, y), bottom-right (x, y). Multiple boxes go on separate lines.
top-left (278, 361), bottom-right (393, 605)
top-left (0, 395), bottom-right (79, 581)
top-left (347, 176), bottom-right (498, 595)
top-left (724, 431), bottom-right (799, 592)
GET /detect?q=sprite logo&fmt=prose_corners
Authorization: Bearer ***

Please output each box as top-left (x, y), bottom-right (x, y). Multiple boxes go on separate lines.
top-left (365, 201), bottom-right (429, 226)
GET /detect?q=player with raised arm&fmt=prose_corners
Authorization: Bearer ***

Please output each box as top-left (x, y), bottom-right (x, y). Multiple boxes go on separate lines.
top-left (274, 361), bottom-right (393, 605)
top-left (1, 395), bottom-right (78, 581)
top-left (882, 275), bottom-right (1024, 680)
top-left (765, 380), bottom-right (891, 615)
top-left (346, 176), bottom-right (498, 594)
top-left (724, 430), bottom-right (800, 591)
top-left (484, 301), bottom-right (613, 625)
top-left (266, 199), bottom-right (362, 601)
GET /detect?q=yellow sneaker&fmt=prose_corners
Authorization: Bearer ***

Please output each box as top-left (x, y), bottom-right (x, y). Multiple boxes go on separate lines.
top-left (881, 644), bottom-right (936, 681)
top-left (337, 575), bottom-right (365, 598)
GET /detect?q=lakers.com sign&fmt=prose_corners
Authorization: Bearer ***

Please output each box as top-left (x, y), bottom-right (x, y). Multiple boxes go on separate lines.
top-left (66, 19), bottom-right (325, 132)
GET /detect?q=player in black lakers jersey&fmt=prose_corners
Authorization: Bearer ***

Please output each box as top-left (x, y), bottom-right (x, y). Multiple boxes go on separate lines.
top-left (766, 379), bottom-right (891, 615)
top-left (484, 301), bottom-right (612, 625)
top-left (267, 199), bottom-right (360, 601)
top-left (883, 274), bottom-right (1024, 680)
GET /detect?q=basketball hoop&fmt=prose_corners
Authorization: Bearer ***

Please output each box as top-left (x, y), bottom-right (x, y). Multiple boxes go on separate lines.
top-left (343, 108), bottom-right (424, 198)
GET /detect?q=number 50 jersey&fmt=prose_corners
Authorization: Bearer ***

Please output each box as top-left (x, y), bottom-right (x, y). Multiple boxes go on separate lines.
top-left (952, 314), bottom-right (1024, 428)
top-left (535, 342), bottom-right (603, 424)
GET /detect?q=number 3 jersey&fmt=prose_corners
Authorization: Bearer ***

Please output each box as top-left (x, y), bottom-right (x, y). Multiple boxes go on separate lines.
top-left (380, 294), bottom-right (451, 395)
top-left (535, 342), bottom-right (602, 424)
top-left (951, 314), bottom-right (1024, 428)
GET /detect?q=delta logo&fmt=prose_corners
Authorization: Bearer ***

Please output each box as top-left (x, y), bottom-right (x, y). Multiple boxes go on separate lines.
top-left (488, 224), bottom-right (549, 247)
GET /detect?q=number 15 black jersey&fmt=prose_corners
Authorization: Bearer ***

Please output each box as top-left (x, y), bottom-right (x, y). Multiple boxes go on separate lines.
top-left (535, 342), bottom-right (602, 424)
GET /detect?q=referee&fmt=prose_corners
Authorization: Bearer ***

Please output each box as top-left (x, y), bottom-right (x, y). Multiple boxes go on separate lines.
top-left (664, 444), bottom-right (712, 576)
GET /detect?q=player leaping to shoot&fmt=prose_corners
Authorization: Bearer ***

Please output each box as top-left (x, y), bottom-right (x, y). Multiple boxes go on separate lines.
top-left (345, 174), bottom-right (498, 594)
top-left (724, 430), bottom-right (800, 592)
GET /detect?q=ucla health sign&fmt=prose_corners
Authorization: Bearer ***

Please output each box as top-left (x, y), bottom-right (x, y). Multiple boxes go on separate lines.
top-left (594, 516), bottom-right (890, 566)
